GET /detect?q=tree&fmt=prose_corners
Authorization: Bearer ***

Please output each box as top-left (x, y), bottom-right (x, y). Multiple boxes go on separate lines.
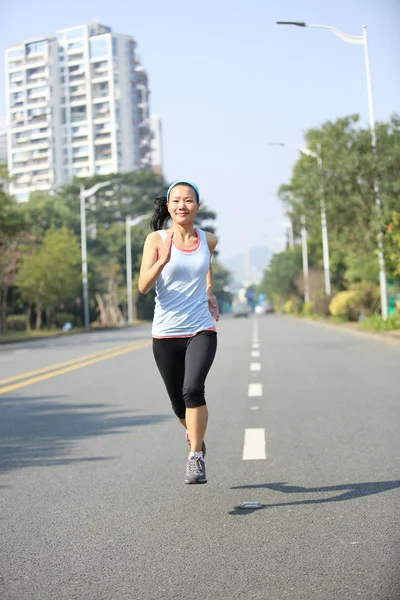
top-left (16, 228), bottom-right (81, 329)
top-left (279, 114), bottom-right (400, 257)
top-left (17, 191), bottom-right (76, 239)
top-left (258, 247), bottom-right (303, 304)
top-left (210, 260), bottom-right (233, 307)
top-left (0, 164), bottom-right (29, 334)
top-left (386, 212), bottom-right (400, 278)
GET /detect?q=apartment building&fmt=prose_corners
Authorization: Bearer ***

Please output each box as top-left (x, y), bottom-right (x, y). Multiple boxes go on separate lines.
top-left (5, 22), bottom-right (153, 201)
top-left (0, 117), bottom-right (8, 165)
top-left (149, 114), bottom-right (163, 176)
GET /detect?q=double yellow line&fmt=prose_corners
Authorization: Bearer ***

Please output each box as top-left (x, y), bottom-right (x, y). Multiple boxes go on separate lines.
top-left (0, 339), bottom-right (151, 395)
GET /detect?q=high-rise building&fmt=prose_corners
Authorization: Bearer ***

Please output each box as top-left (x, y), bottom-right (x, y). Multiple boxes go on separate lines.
top-left (5, 22), bottom-right (153, 202)
top-left (149, 114), bottom-right (163, 176)
top-left (0, 117), bottom-right (8, 165)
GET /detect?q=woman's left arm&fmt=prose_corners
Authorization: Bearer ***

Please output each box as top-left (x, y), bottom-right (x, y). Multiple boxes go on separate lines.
top-left (205, 232), bottom-right (219, 321)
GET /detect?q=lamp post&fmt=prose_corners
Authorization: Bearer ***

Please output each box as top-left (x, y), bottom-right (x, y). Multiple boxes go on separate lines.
top-left (269, 141), bottom-right (331, 295)
top-left (126, 214), bottom-right (151, 324)
top-left (276, 21), bottom-right (388, 317)
top-left (80, 181), bottom-right (112, 330)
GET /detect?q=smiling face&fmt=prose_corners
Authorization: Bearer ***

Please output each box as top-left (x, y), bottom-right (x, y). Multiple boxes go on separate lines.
top-left (167, 184), bottom-right (200, 225)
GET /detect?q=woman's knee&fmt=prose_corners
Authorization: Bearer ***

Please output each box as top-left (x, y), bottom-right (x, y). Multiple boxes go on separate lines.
top-left (182, 384), bottom-right (206, 409)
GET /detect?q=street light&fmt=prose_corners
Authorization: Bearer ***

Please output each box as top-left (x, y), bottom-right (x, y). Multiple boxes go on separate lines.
top-left (269, 141), bottom-right (331, 295)
top-left (276, 20), bottom-right (388, 318)
top-left (126, 214), bottom-right (151, 324)
top-left (80, 181), bottom-right (112, 330)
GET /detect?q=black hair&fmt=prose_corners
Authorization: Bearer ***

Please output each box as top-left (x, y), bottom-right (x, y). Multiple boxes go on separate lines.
top-left (150, 196), bottom-right (169, 231)
top-left (150, 183), bottom-right (199, 231)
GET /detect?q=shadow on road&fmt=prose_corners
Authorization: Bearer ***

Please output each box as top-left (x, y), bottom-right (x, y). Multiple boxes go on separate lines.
top-left (229, 480), bottom-right (400, 515)
top-left (0, 394), bottom-right (170, 475)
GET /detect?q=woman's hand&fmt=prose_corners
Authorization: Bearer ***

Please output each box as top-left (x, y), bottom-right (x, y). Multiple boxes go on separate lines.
top-left (208, 295), bottom-right (220, 322)
top-left (159, 232), bottom-right (174, 266)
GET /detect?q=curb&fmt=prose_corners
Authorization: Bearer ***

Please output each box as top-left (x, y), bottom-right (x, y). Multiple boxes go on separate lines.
top-left (0, 322), bottom-right (148, 347)
top-left (298, 316), bottom-right (400, 346)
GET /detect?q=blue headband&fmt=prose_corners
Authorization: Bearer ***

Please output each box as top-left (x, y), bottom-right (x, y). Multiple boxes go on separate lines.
top-left (166, 180), bottom-right (200, 203)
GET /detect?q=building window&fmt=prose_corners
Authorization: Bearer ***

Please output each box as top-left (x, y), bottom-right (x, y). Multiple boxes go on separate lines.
top-left (9, 71), bottom-right (23, 82)
top-left (66, 27), bottom-right (85, 40)
top-left (8, 47), bottom-right (23, 59)
top-left (68, 40), bottom-right (84, 51)
top-left (90, 37), bottom-right (108, 59)
top-left (26, 41), bottom-right (47, 56)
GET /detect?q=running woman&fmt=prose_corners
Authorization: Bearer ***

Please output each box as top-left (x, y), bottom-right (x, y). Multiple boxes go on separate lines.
top-left (138, 180), bottom-right (219, 484)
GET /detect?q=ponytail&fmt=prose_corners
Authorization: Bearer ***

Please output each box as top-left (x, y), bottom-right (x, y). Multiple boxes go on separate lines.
top-left (150, 196), bottom-right (170, 231)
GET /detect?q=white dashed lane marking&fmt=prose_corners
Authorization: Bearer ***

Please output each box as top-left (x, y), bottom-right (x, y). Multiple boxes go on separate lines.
top-left (243, 428), bottom-right (266, 460)
top-left (251, 350), bottom-right (260, 358)
top-left (250, 362), bottom-right (261, 372)
top-left (248, 383), bottom-right (263, 397)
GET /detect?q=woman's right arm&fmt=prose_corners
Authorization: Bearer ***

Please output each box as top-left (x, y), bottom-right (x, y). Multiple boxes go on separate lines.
top-left (138, 232), bottom-right (173, 294)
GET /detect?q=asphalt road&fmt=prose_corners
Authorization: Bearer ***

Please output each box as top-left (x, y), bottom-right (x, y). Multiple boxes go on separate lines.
top-left (0, 315), bottom-right (399, 600)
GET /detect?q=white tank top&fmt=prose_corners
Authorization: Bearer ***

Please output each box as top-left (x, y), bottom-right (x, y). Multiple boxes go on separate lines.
top-left (152, 228), bottom-right (216, 338)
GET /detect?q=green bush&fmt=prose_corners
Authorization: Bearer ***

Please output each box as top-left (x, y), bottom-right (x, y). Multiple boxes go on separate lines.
top-left (302, 302), bottom-right (314, 316)
top-left (350, 283), bottom-right (380, 316)
top-left (329, 291), bottom-right (360, 321)
top-left (284, 297), bottom-right (302, 314)
top-left (6, 315), bottom-right (28, 332)
top-left (359, 315), bottom-right (400, 332)
top-left (54, 312), bottom-right (76, 328)
top-left (284, 300), bottom-right (293, 314)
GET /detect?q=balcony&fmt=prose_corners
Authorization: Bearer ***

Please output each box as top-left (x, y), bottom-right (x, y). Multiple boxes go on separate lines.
top-left (70, 86), bottom-right (86, 96)
top-left (12, 134), bottom-right (29, 145)
top-left (11, 117), bottom-right (25, 128)
top-left (95, 162), bottom-right (113, 174)
top-left (69, 74), bottom-right (86, 84)
top-left (67, 53), bottom-right (85, 63)
top-left (12, 151), bottom-right (30, 161)
top-left (26, 98), bottom-right (48, 109)
top-left (31, 149), bottom-right (49, 158)
top-left (74, 168), bottom-right (91, 178)
top-left (8, 60), bottom-right (24, 72)
top-left (12, 163), bottom-right (36, 174)
top-left (92, 93), bottom-right (109, 103)
top-left (9, 80), bottom-right (24, 90)
top-left (71, 126), bottom-right (88, 138)
top-left (70, 96), bottom-right (87, 107)
top-left (31, 158), bottom-right (49, 167)
top-left (70, 115), bottom-right (87, 123)
top-left (27, 114), bottom-right (48, 125)
top-left (10, 100), bottom-right (25, 110)
top-left (94, 133), bottom-right (112, 144)
top-left (28, 87), bottom-right (49, 99)
top-left (30, 129), bottom-right (49, 140)
top-left (93, 113), bottom-right (110, 123)
top-left (26, 78), bottom-right (48, 89)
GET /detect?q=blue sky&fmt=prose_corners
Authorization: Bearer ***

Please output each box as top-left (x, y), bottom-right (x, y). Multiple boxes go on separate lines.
top-left (2, 0), bottom-right (399, 262)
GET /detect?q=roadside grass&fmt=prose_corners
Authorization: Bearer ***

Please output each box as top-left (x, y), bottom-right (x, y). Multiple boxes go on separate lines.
top-left (296, 312), bottom-right (400, 333)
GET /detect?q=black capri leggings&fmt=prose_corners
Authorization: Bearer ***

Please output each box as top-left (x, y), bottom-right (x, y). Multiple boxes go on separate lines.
top-left (152, 330), bottom-right (217, 419)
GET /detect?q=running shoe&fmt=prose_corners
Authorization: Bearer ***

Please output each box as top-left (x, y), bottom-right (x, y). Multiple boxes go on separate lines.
top-left (185, 455), bottom-right (207, 484)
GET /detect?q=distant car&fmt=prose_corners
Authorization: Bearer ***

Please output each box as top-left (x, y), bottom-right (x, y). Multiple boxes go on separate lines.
top-left (255, 302), bottom-right (274, 315)
top-left (232, 302), bottom-right (251, 318)
top-left (265, 302), bottom-right (275, 314)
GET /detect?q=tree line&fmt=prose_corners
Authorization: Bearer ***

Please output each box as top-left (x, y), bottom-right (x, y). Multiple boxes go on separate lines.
top-left (0, 169), bottom-right (232, 335)
top-left (259, 114), bottom-right (400, 323)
